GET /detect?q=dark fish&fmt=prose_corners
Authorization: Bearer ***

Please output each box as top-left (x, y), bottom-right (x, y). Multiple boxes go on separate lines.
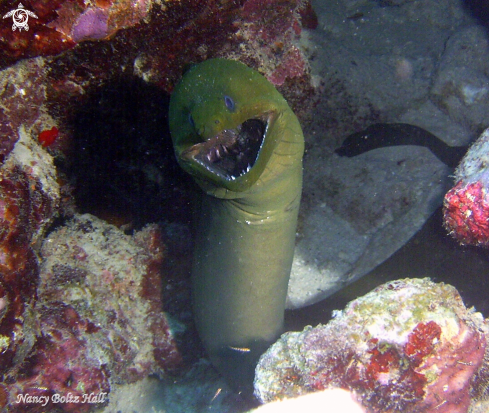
top-left (335, 123), bottom-right (467, 168)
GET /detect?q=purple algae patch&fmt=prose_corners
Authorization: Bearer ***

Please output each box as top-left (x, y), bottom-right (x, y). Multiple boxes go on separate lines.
top-left (72, 7), bottom-right (109, 42)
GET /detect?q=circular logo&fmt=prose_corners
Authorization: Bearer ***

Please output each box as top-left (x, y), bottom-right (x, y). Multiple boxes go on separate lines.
top-left (3, 3), bottom-right (38, 32)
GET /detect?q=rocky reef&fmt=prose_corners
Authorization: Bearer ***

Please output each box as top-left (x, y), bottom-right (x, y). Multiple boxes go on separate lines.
top-left (444, 127), bottom-right (489, 247)
top-left (0, 0), bottom-right (152, 67)
top-left (0, 126), bottom-right (59, 393)
top-left (38, 214), bottom-right (181, 378)
top-left (254, 278), bottom-right (489, 413)
top-left (4, 0), bottom-right (489, 411)
top-left (0, 0), bottom-right (315, 109)
top-left (0, 0), bottom-right (315, 411)
top-left (1, 212), bottom-right (182, 412)
top-left (0, 81), bottom-right (185, 410)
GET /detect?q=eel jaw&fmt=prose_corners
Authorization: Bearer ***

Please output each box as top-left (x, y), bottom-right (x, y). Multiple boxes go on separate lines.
top-left (180, 113), bottom-right (271, 182)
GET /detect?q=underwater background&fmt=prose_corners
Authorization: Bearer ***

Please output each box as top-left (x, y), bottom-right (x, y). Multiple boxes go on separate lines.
top-left (0, 0), bottom-right (489, 412)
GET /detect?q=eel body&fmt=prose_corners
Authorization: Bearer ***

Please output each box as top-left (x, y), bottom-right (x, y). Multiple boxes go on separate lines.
top-left (169, 59), bottom-right (304, 392)
top-left (335, 123), bottom-right (467, 168)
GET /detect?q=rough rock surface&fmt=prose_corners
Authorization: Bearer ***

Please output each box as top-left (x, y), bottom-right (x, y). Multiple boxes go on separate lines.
top-left (0, 126), bottom-right (59, 389)
top-left (431, 26), bottom-right (489, 134)
top-left (256, 278), bottom-right (488, 413)
top-left (2, 214), bottom-right (181, 412)
top-left (38, 214), bottom-right (181, 381)
top-left (444, 127), bottom-right (489, 246)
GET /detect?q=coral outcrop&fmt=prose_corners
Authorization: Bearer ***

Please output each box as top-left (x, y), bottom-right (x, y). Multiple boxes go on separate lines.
top-left (444, 127), bottom-right (489, 246)
top-left (254, 278), bottom-right (488, 413)
top-left (0, 126), bottom-right (59, 385)
top-left (0, 0), bottom-right (153, 68)
top-left (1, 1), bottom-right (314, 107)
top-left (2, 214), bottom-right (181, 412)
top-left (38, 214), bottom-right (181, 380)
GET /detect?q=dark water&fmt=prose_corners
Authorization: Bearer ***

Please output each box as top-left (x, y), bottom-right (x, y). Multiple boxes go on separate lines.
top-left (286, 206), bottom-right (489, 331)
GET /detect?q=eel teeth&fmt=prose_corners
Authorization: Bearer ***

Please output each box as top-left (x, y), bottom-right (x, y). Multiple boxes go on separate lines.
top-left (183, 115), bottom-right (269, 180)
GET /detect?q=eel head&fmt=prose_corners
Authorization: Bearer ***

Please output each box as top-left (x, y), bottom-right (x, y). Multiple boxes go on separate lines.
top-left (169, 59), bottom-right (288, 194)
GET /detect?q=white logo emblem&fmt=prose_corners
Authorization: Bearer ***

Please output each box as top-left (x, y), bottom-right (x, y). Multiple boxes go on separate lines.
top-left (3, 3), bottom-right (38, 32)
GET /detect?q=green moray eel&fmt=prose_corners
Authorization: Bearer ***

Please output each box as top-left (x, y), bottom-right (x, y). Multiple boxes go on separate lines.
top-left (169, 58), bottom-right (304, 393)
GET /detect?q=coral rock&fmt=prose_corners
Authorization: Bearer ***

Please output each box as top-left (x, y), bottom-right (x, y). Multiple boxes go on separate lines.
top-left (0, 58), bottom-right (51, 161)
top-left (7, 303), bottom-right (111, 413)
top-left (444, 127), bottom-right (489, 246)
top-left (38, 214), bottom-right (181, 382)
top-left (1, 214), bottom-right (181, 412)
top-left (0, 126), bottom-right (59, 379)
top-left (254, 278), bottom-right (488, 413)
top-left (0, 0), bottom-right (153, 67)
top-left (1, 0), bottom-right (314, 115)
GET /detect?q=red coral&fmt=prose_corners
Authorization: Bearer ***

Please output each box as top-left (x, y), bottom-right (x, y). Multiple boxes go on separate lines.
top-left (38, 126), bottom-right (59, 147)
top-left (360, 322), bottom-right (440, 410)
top-left (404, 321), bottom-right (441, 366)
top-left (366, 340), bottom-right (399, 379)
top-left (301, 319), bottom-right (484, 412)
top-left (443, 180), bottom-right (489, 246)
top-left (354, 336), bottom-right (427, 411)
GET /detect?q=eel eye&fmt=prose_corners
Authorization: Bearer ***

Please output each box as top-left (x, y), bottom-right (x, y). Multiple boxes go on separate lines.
top-left (224, 95), bottom-right (235, 112)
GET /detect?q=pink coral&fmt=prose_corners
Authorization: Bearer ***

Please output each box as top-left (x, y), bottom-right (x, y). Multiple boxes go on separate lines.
top-left (443, 127), bottom-right (489, 246)
top-left (444, 180), bottom-right (489, 246)
top-left (268, 47), bottom-right (307, 86)
top-left (255, 278), bottom-right (488, 413)
top-left (71, 8), bottom-right (109, 42)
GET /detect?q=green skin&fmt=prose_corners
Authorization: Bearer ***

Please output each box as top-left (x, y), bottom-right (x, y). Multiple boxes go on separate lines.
top-left (169, 59), bottom-right (304, 392)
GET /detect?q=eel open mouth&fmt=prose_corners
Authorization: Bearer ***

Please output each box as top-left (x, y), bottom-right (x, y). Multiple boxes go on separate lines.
top-left (181, 115), bottom-right (269, 180)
